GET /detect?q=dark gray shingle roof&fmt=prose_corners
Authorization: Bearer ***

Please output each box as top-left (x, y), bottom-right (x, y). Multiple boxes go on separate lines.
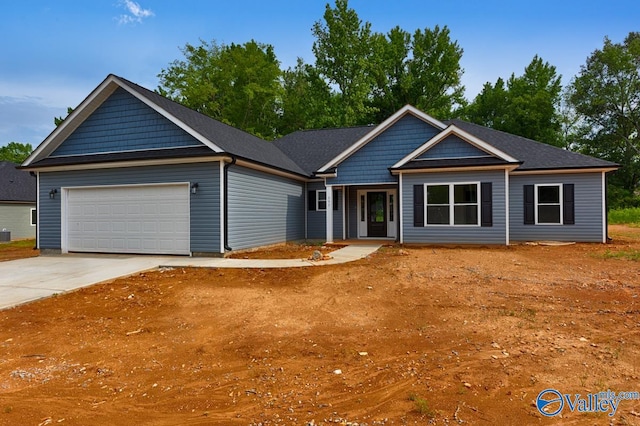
top-left (274, 126), bottom-right (373, 175)
top-left (0, 161), bottom-right (36, 202)
top-left (447, 119), bottom-right (618, 170)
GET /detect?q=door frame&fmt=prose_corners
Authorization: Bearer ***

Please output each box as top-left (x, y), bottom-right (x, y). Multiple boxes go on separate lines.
top-left (356, 189), bottom-right (397, 239)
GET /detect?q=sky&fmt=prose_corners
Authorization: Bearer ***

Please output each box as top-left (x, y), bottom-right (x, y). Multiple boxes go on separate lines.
top-left (1, 0), bottom-right (638, 148)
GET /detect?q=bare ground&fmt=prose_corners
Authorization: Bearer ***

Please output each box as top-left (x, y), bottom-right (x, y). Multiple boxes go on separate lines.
top-left (0, 227), bottom-right (639, 425)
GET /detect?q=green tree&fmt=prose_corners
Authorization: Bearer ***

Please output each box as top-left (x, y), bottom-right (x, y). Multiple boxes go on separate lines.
top-left (404, 26), bottom-right (465, 119)
top-left (158, 39), bottom-right (282, 139)
top-left (54, 107), bottom-right (74, 127)
top-left (464, 55), bottom-right (562, 146)
top-left (312, 0), bottom-right (376, 126)
top-left (568, 32), bottom-right (640, 199)
top-left (463, 78), bottom-right (509, 128)
top-left (0, 142), bottom-right (33, 164)
top-left (279, 58), bottom-right (337, 134)
top-left (369, 25), bottom-right (465, 121)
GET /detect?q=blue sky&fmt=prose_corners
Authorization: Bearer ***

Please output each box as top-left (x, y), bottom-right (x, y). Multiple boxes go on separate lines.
top-left (1, 0), bottom-right (637, 148)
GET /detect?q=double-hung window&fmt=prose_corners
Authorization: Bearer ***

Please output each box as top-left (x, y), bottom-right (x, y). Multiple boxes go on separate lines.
top-left (536, 184), bottom-right (562, 224)
top-left (425, 183), bottom-right (479, 226)
top-left (316, 190), bottom-right (327, 211)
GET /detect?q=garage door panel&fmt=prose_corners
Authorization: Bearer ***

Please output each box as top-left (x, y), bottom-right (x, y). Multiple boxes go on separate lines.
top-left (67, 184), bottom-right (190, 255)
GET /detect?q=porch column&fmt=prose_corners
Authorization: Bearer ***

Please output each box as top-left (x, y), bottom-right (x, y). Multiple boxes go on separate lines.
top-left (326, 185), bottom-right (333, 243)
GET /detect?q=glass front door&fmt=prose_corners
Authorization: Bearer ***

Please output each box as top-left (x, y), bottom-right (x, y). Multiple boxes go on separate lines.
top-left (367, 191), bottom-right (387, 237)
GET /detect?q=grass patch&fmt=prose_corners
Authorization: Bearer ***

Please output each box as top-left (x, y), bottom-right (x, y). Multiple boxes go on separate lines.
top-left (601, 249), bottom-right (640, 261)
top-left (0, 239), bottom-right (35, 250)
top-left (409, 394), bottom-right (435, 417)
top-left (609, 208), bottom-right (640, 225)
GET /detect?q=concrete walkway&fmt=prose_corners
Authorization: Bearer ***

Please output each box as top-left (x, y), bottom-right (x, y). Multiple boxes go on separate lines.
top-left (160, 244), bottom-right (381, 269)
top-left (0, 245), bottom-right (380, 310)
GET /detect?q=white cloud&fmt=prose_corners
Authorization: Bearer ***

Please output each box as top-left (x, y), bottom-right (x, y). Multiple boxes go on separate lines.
top-left (117, 0), bottom-right (154, 25)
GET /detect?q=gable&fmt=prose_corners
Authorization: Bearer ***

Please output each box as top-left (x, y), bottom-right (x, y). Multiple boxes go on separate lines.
top-left (327, 114), bottom-right (442, 184)
top-left (416, 135), bottom-right (492, 160)
top-left (50, 87), bottom-right (203, 157)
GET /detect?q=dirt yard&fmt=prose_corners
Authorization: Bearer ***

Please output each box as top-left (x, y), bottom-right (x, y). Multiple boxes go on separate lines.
top-left (0, 228), bottom-right (639, 425)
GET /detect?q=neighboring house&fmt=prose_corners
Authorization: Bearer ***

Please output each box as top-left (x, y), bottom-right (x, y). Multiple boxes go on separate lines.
top-left (20, 75), bottom-right (618, 256)
top-left (0, 161), bottom-right (36, 240)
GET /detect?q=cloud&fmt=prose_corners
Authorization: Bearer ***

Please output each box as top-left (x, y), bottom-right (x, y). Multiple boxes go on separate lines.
top-left (117, 0), bottom-right (154, 25)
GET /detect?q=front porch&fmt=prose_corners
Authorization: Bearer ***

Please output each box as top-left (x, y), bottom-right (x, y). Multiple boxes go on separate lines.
top-left (324, 184), bottom-right (399, 243)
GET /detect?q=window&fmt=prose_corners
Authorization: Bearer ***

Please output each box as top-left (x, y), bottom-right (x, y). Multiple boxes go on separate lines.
top-left (30, 208), bottom-right (37, 226)
top-left (389, 194), bottom-right (394, 222)
top-left (536, 184), bottom-right (562, 224)
top-left (317, 190), bottom-right (327, 211)
top-left (425, 183), bottom-right (479, 226)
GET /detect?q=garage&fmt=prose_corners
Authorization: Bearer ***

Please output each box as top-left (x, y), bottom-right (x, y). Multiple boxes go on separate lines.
top-left (64, 184), bottom-right (190, 255)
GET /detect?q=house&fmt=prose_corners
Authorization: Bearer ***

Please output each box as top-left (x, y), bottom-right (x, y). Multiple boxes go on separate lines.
top-left (20, 74), bottom-right (618, 255)
top-left (0, 161), bottom-right (36, 240)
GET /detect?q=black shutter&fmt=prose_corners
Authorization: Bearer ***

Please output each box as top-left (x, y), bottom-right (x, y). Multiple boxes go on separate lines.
top-left (524, 185), bottom-right (535, 225)
top-left (481, 182), bottom-right (493, 227)
top-left (333, 189), bottom-right (339, 210)
top-left (413, 185), bottom-right (424, 227)
top-left (308, 190), bottom-right (316, 211)
top-left (563, 184), bottom-right (575, 225)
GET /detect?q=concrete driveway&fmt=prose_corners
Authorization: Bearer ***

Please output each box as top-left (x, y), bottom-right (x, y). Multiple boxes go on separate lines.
top-left (0, 254), bottom-right (171, 310)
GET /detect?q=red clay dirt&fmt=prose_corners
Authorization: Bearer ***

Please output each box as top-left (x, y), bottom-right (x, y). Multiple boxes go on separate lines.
top-left (0, 227), bottom-right (639, 425)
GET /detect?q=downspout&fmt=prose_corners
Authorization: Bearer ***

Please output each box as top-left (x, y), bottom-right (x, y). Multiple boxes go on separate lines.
top-left (223, 155), bottom-right (236, 251)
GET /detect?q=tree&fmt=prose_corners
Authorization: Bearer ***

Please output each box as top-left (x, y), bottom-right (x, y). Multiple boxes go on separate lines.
top-left (312, 0), bottom-right (376, 126)
top-left (54, 107), bottom-right (74, 127)
top-left (463, 78), bottom-right (509, 128)
top-left (369, 25), bottom-right (465, 122)
top-left (0, 142), bottom-right (32, 164)
top-left (464, 55), bottom-right (562, 146)
top-left (158, 39), bottom-right (282, 139)
top-left (568, 32), bottom-right (640, 200)
top-left (279, 58), bottom-right (337, 134)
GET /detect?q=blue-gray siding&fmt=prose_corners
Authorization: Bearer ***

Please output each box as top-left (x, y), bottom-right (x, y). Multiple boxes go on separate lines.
top-left (227, 166), bottom-right (304, 250)
top-left (327, 115), bottom-right (440, 185)
top-left (51, 88), bottom-right (202, 156)
top-left (306, 181), bottom-right (344, 240)
top-left (509, 173), bottom-right (604, 242)
top-left (417, 135), bottom-right (489, 159)
top-left (39, 162), bottom-right (220, 253)
top-left (402, 170), bottom-right (507, 244)
top-left (0, 203), bottom-right (36, 240)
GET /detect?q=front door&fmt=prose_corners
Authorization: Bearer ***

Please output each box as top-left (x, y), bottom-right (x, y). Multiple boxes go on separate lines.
top-left (367, 191), bottom-right (387, 237)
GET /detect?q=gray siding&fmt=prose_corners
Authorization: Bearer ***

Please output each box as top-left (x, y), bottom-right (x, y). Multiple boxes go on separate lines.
top-left (509, 173), bottom-right (604, 242)
top-left (51, 88), bottom-right (202, 156)
top-left (417, 135), bottom-right (488, 159)
top-left (227, 166), bottom-right (304, 250)
top-left (0, 203), bottom-right (36, 240)
top-left (402, 170), bottom-right (507, 244)
top-left (39, 162), bottom-right (220, 253)
top-left (306, 181), bottom-right (344, 240)
top-left (327, 115), bottom-right (440, 185)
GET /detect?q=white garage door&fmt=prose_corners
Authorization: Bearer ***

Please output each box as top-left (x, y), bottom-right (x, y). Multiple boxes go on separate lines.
top-left (66, 184), bottom-right (190, 255)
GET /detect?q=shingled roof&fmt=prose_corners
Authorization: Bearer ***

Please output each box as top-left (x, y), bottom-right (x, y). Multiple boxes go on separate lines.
top-left (446, 119), bottom-right (617, 171)
top-left (274, 126), bottom-right (372, 175)
top-left (0, 161), bottom-right (36, 202)
top-left (23, 74), bottom-right (617, 177)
